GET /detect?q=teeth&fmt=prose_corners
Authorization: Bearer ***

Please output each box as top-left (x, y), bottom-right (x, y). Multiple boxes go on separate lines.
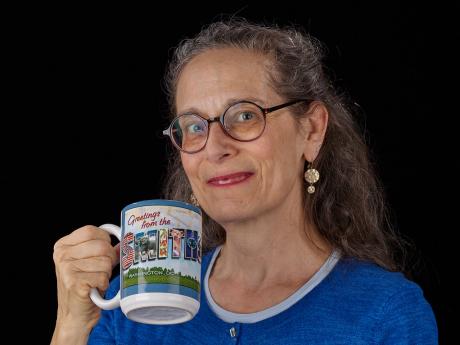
top-left (214, 175), bottom-right (247, 185)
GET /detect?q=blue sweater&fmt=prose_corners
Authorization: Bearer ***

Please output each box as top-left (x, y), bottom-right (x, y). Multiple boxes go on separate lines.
top-left (89, 247), bottom-right (438, 344)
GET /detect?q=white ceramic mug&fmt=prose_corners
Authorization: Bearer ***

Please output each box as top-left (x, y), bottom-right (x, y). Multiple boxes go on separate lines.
top-left (90, 199), bottom-right (202, 325)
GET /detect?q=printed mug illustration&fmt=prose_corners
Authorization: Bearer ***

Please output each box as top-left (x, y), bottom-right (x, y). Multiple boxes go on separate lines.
top-left (170, 229), bottom-right (184, 258)
top-left (121, 228), bottom-right (202, 293)
top-left (122, 228), bottom-right (200, 267)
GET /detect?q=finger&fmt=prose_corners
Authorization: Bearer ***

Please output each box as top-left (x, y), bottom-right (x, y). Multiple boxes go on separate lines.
top-left (65, 272), bottom-right (111, 299)
top-left (54, 225), bottom-right (111, 249)
top-left (113, 243), bottom-right (120, 267)
top-left (63, 239), bottom-right (118, 265)
top-left (68, 257), bottom-right (114, 276)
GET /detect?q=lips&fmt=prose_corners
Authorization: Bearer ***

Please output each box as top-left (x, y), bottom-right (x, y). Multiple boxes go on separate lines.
top-left (207, 172), bottom-right (254, 187)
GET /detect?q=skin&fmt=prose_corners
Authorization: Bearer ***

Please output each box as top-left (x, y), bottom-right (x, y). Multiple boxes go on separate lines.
top-left (51, 226), bottom-right (119, 345)
top-left (50, 47), bottom-right (331, 344)
top-left (177, 48), bottom-right (332, 312)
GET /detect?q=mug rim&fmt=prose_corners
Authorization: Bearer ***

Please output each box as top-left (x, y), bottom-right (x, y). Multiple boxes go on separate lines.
top-left (122, 199), bottom-right (201, 215)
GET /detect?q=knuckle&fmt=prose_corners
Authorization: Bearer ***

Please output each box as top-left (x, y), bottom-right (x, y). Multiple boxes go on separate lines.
top-left (94, 240), bottom-right (110, 255)
top-left (53, 233), bottom-right (70, 250)
top-left (61, 272), bottom-right (76, 290)
top-left (59, 260), bottom-right (71, 273)
top-left (77, 280), bottom-right (90, 296)
top-left (109, 247), bottom-right (118, 261)
top-left (53, 238), bottom-right (62, 251)
top-left (53, 246), bottom-right (65, 263)
top-left (101, 256), bottom-right (113, 272)
top-left (75, 225), bottom-right (98, 240)
top-left (97, 228), bottom-right (111, 242)
top-left (101, 240), bottom-right (116, 257)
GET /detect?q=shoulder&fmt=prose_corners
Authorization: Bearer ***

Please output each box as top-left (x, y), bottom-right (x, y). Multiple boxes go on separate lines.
top-left (326, 257), bottom-right (438, 344)
top-left (333, 257), bottom-right (417, 295)
top-left (330, 257), bottom-right (430, 310)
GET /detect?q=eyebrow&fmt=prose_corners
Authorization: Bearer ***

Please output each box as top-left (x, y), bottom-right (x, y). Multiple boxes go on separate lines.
top-left (176, 97), bottom-right (266, 118)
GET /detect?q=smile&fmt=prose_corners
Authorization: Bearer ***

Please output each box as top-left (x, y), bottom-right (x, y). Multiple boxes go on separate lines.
top-left (207, 172), bottom-right (254, 187)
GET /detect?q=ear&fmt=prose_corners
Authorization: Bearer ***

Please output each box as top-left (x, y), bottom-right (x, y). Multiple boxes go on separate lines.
top-left (301, 102), bottom-right (329, 162)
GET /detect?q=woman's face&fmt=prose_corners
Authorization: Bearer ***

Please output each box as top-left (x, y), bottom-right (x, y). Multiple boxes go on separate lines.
top-left (176, 48), bottom-right (309, 225)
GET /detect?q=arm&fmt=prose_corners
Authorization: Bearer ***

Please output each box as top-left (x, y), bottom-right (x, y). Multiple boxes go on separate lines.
top-left (51, 317), bottom-right (98, 345)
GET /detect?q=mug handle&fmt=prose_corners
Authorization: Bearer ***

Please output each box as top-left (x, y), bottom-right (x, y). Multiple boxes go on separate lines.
top-left (89, 223), bottom-right (121, 310)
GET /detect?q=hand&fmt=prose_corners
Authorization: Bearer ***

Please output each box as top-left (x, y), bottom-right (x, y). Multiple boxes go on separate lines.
top-left (51, 225), bottom-right (119, 343)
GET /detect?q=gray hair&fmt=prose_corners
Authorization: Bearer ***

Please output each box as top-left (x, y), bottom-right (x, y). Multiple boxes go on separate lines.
top-left (162, 18), bottom-right (410, 273)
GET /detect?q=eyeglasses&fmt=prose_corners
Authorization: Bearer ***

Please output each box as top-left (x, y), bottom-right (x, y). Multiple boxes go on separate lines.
top-left (163, 99), bottom-right (311, 153)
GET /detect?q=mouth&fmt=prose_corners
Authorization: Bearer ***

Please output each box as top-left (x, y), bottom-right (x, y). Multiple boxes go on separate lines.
top-left (207, 172), bottom-right (254, 187)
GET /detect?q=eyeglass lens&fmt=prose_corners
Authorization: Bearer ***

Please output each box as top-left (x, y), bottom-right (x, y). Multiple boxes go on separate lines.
top-left (171, 102), bottom-right (265, 152)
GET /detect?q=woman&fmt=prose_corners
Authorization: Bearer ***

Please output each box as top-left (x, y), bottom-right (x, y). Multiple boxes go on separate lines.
top-left (52, 19), bottom-right (437, 344)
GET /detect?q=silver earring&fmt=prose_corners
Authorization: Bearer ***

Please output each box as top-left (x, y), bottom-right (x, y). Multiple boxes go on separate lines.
top-left (190, 193), bottom-right (200, 207)
top-left (304, 162), bottom-right (320, 194)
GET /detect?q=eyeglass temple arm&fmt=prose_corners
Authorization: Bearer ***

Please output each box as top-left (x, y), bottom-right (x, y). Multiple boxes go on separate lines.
top-left (264, 99), bottom-right (311, 114)
top-left (163, 127), bottom-right (179, 137)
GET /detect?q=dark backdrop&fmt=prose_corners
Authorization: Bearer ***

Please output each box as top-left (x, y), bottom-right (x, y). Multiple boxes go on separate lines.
top-left (6, 3), bottom-right (457, 343)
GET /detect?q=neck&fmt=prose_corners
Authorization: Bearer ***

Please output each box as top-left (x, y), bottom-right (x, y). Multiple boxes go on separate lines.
top-left (211, 194), bottom-right (332, 289)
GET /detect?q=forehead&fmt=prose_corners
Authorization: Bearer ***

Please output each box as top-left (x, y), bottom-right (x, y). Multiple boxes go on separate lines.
top-left (176, 48), bottom-right (276, 112)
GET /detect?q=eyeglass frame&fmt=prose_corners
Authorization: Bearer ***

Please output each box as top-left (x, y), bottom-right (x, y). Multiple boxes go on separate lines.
top-left (162, 99), bottom-right (312, 154)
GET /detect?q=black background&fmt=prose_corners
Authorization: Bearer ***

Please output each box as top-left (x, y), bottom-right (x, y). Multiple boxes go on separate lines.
top-left (5, 3), bottom-right (457, 343)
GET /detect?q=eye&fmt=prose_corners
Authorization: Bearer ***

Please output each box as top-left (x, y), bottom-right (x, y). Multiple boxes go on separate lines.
top-left (186, 122), bottom-right (205, 134)
top-left (237, 112), bottom-right (255, 121)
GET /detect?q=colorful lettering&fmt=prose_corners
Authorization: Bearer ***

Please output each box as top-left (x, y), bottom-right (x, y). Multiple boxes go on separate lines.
top-left (121, 232), bottom-right (134, 270)
top-left (121, 228), bottom-right (200, 271)
top-left (185, 229), bottom-right (198, 261)
top-left (169, 229), bottom-right (184, 258)
top-left (147, 229), bottom-right (157, 260)
top-left (158, 229), bottom-right (168, 259)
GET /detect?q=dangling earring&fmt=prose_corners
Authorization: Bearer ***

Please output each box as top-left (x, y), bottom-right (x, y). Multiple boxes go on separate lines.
top-left (304, 161), bottom-right (320, 194)
top-left (190, 193), bottom-right (200, 207)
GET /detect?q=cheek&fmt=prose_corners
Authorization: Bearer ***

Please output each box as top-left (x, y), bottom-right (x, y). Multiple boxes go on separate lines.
top-left (271, 145), bottom-right (298, 181)
top-left (239, 133), bottom-right (276, 172)
top-left (180, 154), bottom-right (195, 181)
top-left (260, 129), bottom-right (302, 181)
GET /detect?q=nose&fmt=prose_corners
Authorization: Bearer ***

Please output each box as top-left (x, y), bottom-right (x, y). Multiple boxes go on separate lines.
top-left (204, 121), bottom-right (237, 162)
